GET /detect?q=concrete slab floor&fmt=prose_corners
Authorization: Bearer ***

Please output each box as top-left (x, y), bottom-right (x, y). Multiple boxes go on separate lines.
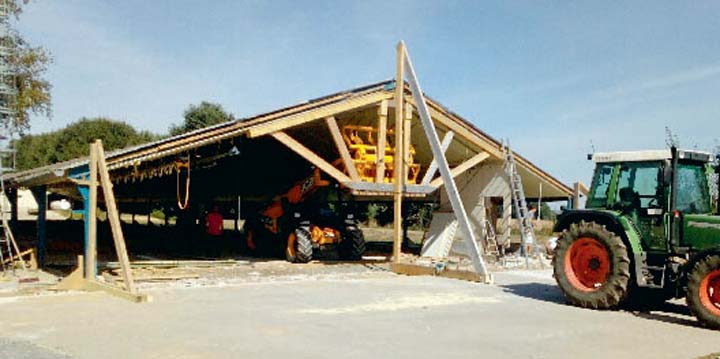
top-left (0, 268), bottom-right (718, 359)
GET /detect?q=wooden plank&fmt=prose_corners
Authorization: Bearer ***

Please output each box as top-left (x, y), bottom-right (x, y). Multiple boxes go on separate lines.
top-left (375, 100), bottom-right (388, 183)
top-left (325, 116), bottom-right (360, 181)
top-left (86, 142), bottom-right (98, 279)
top-left (393, 41), bottom-right (406, 263)
top-left (270, 132), bottom-right (351, 183)
top-left (248, 92), bottom-right (394, 138)
top-left (429, 151), bottom-right (490, 187)
top-left (95, 140), bottom-right (137, 294)
top-left (85, 280), bottom-right (150, 303)
top-left (344, 182), bottom-right (435, 194)
top-left (421, 131), bottom-right (454, 185)
top-left (390, 262), bottom-right (490, 283)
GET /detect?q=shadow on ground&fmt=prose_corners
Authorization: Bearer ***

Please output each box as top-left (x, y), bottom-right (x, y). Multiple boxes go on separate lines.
top-left (501, 282), bottom-right (712, 331)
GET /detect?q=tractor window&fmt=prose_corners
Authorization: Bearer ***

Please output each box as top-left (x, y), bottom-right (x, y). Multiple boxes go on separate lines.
top-left (676, 163), bottom-right (711, 214)
top-left (615, 163), bottom-right (661, 209)
top-left (587, 164), bottom-right (614, 208)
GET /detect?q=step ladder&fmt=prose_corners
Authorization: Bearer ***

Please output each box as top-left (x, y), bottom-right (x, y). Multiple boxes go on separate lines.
top-left (502, 141), bottom-right (536, 267)
top-left (482, 218), bottom-right (500, 256)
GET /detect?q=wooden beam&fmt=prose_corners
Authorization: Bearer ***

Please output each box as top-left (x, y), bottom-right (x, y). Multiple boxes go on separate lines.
top-left (405, 96), bottom-right (573, 197)
top-left (429, 151), bottom-right (490, 188)
top-left (248, 92), bottom-right (394, 138)
top-left (403, 101), bottom-right (412, 181)
top-left (421, 131), bottom-right (454, 185)
top-left (404, 97), bottom-right (503, 159)
top-left (390, 262), bottom-right (491, 283)
top-left (96, 140), bottom-right (137, 294)
top-left (325, 116), bottom-right (360, 181)
top-left (393, 41), bottom-right (406, 263)
top-left (270, 131), bottom-right (351, 183)
top-left (84, 280), bottom-right (150, 303)
top-left (375, 100), bottom-right (388, 183)
top-left (86, 142), bottom-right (98, 279)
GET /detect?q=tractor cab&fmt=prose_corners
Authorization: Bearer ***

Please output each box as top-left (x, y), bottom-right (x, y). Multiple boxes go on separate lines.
top-left (587, 149), bottom-right (716, 251)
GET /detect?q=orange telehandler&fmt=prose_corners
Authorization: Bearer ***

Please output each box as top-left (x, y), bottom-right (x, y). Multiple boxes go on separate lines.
top-left (244, 168), bottom-right (366, 263)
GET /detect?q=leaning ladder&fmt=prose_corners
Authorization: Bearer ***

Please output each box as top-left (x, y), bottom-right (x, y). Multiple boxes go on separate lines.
top-left (0, 140), bottom-right (23, 275)
top-left (503, 141), bottom-right (536, 266)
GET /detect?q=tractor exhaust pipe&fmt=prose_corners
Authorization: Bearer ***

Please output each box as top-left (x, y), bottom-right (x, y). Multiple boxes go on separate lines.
top-left (715, 154), bottom-right (720, 215)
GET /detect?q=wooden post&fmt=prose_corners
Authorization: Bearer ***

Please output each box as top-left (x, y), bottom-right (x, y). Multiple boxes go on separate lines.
top-left (31, 186), bottom-right (47, 267)
top-left (86, 142), bottom-right (98, 279)
top-left (376, 100), bottom-right (388, 183)
top-left (393, 41), bottom-right (406, 263)
top-left (95, 140), bottom-right (137, 294)
top-left (573, 182), bottom-right (582, 209)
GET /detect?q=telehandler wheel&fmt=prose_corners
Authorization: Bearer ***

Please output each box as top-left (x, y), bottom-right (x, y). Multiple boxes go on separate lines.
top-left (340, 226), bottom-right (366, 260)
top-left (286, 226), bottom-right (313, 263)
top-left (686, 255), bottom-right (720, 329)
top-left (553, 221), bottom-right (631, 309)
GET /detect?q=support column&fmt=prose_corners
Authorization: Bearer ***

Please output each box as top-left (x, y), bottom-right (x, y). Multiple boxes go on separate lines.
top-left (30, 185), bottom-right (47, 267)
top-left (77, 186), bottom-right (94, 277)
top-left (7, 187), bottom-right (17, 232)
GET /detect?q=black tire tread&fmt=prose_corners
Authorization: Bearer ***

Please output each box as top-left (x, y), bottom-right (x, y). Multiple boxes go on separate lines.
top-left (552, 220), bottom-right (631, 309)
top-left (340, 226), bottom-right (366, 260)
top-left (290, 226), bottom-right (313, 263)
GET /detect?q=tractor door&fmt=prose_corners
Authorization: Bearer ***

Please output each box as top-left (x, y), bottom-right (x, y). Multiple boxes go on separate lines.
top-left (614, 162), bottom-right (667, 251)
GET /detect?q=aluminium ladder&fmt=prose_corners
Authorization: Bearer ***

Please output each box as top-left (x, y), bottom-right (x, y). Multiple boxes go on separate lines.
top-left (0, 141), bottom-right (22, 275)
top-left (502, 141), bottom-right (536, 267)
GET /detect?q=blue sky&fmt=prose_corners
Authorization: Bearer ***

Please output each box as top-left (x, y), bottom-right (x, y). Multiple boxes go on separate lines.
top-left (15, 1), bottom-right (720, 186)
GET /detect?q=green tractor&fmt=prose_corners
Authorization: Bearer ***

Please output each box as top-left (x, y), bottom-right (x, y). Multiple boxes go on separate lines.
top-left (553, 147), bottom-right (720, 329)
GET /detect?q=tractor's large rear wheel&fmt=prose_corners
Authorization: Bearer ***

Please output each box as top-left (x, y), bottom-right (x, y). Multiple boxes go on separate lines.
top-left (286, 226), bottom-right (313, 263)
top-left (553, 221), bottom-right (631, 309)
top-left (686, 255), bottom-right (720, 329)
top-left (340, 225), bottom-right (366, 260)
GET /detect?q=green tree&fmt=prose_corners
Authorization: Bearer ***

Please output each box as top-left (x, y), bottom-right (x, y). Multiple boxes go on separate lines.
top-left (2, 0), bottom-right (53, 133)
top-left (14, 117), bottom-right (156, 169)
top-left (169, 101), bottom-right (233, 136)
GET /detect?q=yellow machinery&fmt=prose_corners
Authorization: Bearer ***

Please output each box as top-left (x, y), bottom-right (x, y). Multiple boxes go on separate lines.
top-left (339, 125), bottom-right (421, 183)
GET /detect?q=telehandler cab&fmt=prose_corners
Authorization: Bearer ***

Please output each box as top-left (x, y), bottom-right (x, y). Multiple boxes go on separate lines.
top-left (553, 147), bottom-right (720, 329)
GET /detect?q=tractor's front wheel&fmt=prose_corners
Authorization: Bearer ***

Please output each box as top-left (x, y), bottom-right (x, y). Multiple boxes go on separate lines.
top-left (553, 221), bottom-right (631, 309)
top-left (286, 226), bottom-right (313, 263)
top-left (686, 255), bottom-right (720, 329)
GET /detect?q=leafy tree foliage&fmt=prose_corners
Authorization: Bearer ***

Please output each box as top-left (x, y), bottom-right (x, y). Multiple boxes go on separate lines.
top-left (2, 0), bottom-right (53, 133)
top-left (169, 101), bottom-right (233, 136)
top-left (14, 117), bottom-right (156, 169)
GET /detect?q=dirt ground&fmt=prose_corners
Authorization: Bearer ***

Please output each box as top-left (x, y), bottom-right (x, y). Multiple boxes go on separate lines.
top-left (1, 258), bottom-right (719, 359)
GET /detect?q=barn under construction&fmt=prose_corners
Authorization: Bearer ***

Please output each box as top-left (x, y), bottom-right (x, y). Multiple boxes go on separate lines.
top-left (1, 75), bottom-right (575, 293)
